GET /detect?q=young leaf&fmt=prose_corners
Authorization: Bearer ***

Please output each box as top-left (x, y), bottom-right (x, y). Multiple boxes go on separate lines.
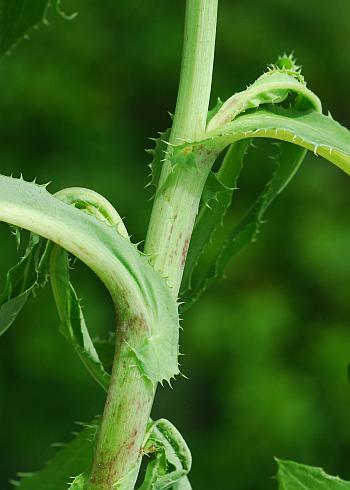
top-left (200, 170), bottom-right (230, 208)
top-left (0, 233), bottom-right (50, 335)
top-left (277, 459), bottom-right (350, 489)
top-left (146, 128), bottom-right (172, 191)
top-left (181, 139), bottom-right (250, 295)
top-left (139, 418), bottom-right (192, 490)
top-left (68, 474), bottom-right (85, 489)
top-left (15, 421), bottom-right (98, 489)
top-left (173, 478), bottom-right (192, 490)
top-left (206, 65), bottom-right (321, 132)
top-left (0, 175), bottom-right (180, 385)
top-left (182, 143), bottom-right (306, 309)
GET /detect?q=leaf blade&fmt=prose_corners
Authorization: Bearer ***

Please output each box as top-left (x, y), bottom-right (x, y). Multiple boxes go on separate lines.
top-left (207, 66), bottom-right (321, 132)
top-left (0, 0), bottom-right (49, 57)
top-left (139, 419), bottom-right (192, 490)
top-left (0, 233), bottom-right (50, 335)
top-left (0, 176), bottom-right (179, 385)
top-left (182, 143), bottom-right (306, 309)
top-left (277, 459), bottom-right (350, 490)
top-left (207, 106), bottom-right (350, 175)
top-left (15, 421), bottom-right (98, 489)
top-left (49, 246), bottom-right (111, 391)
top-left (181, 139), bottom-right (250, 295)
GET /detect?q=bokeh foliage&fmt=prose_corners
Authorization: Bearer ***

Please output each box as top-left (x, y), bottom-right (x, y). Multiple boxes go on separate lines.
top-left (0, 0), bottom-right (350, 489)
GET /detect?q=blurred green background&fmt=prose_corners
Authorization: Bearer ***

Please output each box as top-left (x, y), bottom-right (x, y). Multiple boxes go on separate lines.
top-left (1, 0), bottom-right (350, 488)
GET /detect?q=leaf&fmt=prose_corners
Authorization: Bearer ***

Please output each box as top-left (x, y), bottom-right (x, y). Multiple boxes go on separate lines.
top-left (179, 58), bottom-right (350, 307)
top-left (146, 128), bottom-right (172, 191)
top-left (179, 57), bottom-right (332, 307)
top-left (68, 474), bottom-right (85, 489)
top-left (0, 233), bottom-right (50, 335)
top-left (181, 140), bottom-right (250, 295)
top-left (205, 105), bottom-right (350, 176)
top-left (15, 421), bottom-right (98, 489)
top-left (93, 333), bottom-right (116, 375)
top-left (0, 176), bottom-right (179, 385)
top-left (50, 246), bottom-right (110, 391)
top-left (206, 66), bottom-right (321, 132)
top-left (276, 459), bottom-right (350, 489)
top-left (139, 419), bottom-right (192, 490)
top-left (0, 1), bottom-right (76, 58)
top-left (182, 143), bottom-right (306, 309)
top-left (0, 0), bottom-right (50, 57)
top-left (200, 171), bottom-right (230, 208)
top-left (173, 477), bottom-right (192, 490)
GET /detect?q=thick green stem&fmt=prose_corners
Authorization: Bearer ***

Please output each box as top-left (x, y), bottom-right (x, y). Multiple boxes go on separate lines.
top-left (145, 0), bottom-right (218, 293)
top-left (89, 326), bottom-right (155, 490)
top-left (170, 0), bottom-right (218, 145)
top-left (89, 1), bottom-right (218, 488)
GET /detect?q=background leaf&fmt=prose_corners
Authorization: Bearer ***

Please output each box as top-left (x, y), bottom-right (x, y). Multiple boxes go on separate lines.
top-left (0, 0), bottom-right (50, 57)
top-left (277, 459), bottom-right (350, 489)
top-left (15, 421), bottom-right (97, 489)
top-left (0, 233), bottom-right (50, 335)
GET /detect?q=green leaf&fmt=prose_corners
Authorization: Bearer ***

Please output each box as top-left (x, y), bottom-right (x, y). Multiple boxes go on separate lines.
top-left (180, 61), bottom-right (350, 307)
top-left (206, 105), bottom-right (350, 176)
top-left (183, 143), bottom-right (306, 309)
top-left (277, 459), bottom-right (350, 489)
top-left (173, 478), bottom-right (192, 490)
top-left (93, 333), bottom-right (116, 376)
top-left (50, 246), bottom-right (110, 391)
top-left (200, 170), bottom-right (230, 208)
top-left (139, 419), bottom-right (192, 490)
top-left (146, 129), bottom-right (172, 192)
top-left (180, 57), bottom-right (335, 308)
top-left (68, 474), bottom-right (85, 489)
top-left (0, 0), bottom-right (49, 57)
top-left (181, 139), bottom-right (250, 295)
top-left (0, 176), bottom-right (179, 385)
top-left (206, 66), bottom-right (321, 132)
top-left (0, 1), bottom-right (76, 58)
top-left (0, 233), bottom-right (50, 335)
top-left (14, 421), bottom-right (97, 489)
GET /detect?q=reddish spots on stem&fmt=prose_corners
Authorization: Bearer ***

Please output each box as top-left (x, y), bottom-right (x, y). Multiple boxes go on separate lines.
top-left (181, 238), bottom-right (190, 267)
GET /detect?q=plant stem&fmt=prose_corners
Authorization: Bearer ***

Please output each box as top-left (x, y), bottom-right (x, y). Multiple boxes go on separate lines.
top-left (89, 1), bottom-right (218, 487)
top-left (89, 325), bottom-right (155, 490)
top-left (145, 0), bottom-right (218, 293)
top-left (171, 0), bottom-right (218, 145)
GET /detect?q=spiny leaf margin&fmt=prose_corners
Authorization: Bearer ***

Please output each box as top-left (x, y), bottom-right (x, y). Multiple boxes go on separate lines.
top-left (182, 142), bottom-right (306, 309)
top-left (277, 459), bottom-right (350, 489)
top-left (181, 139), bottom-right (250, 295)
top-left (205, 106), bottom-right (350, 176)
top-left (14, 421), bottom-right (98, 489)
top-left (0, 175), bottom-right (179, 385)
